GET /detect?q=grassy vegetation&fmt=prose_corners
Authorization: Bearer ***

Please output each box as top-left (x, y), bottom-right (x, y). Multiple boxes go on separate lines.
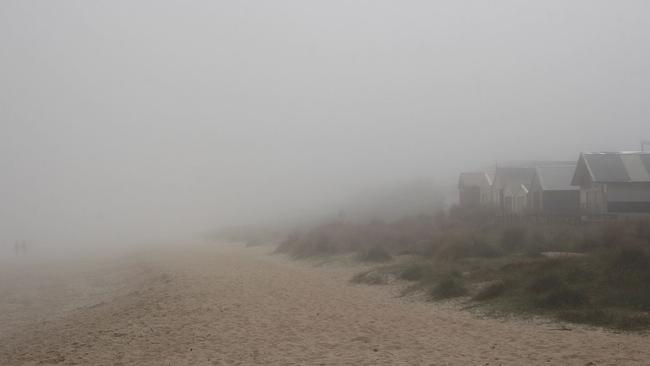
top-left (473, 281), bottom-right (507, 301)
top-left (350, 269), bottom-right (392, 285)
top-left (429, 275), bottom-right (467, 299)
top-left (357, 245), bottom-right (392, 262)
top-left (277, 207), bottom-right (650, 330)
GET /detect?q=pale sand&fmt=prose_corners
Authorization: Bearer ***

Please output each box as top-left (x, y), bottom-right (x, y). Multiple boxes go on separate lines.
top-left (1, 242), bottom-right (649, 365)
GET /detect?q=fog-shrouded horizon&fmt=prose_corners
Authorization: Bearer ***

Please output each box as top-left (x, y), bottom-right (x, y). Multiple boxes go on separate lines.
top-left (2, 1), bottom-right (650, 252)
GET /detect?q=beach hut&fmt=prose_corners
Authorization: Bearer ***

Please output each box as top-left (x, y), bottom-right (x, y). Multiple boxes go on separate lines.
top-left (571, 152), bottom-right (650, 214)
top-left (458, 172), bottom-right (492, 208)
top-left (492, 166), bottom-right (536, 214)
top-left (529, 165), bottom-right (580, 215)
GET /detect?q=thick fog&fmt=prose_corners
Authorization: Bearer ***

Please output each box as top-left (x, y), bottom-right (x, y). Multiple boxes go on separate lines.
top-left (2, 1), bottom-right (650, 253)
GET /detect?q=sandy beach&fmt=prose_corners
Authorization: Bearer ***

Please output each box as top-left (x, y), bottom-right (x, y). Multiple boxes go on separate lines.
top-left (1, 242), bottom-right (649, 366)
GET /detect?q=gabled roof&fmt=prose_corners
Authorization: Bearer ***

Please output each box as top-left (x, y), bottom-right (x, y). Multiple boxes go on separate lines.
top-left (495, 160), bottom-right (575, 168)
top-left (571, 152), bottom-right (650, 185)
top-left (534, 165), bottom-right (578, 191)
top-left (493, 161), bottom-right (575, 190)
top-left (458, 172), bottom-right (492, 189)
top-left (493, 166), bottom-right (536, 190)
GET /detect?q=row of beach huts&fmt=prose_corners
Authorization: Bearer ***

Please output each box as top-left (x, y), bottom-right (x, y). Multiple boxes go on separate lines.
top-left (458, 151), bottom-right (650, 217)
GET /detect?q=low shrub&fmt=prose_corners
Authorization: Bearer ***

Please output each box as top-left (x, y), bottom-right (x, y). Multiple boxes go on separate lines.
top-left (501, 226), bottom-right (527, 252)
top-left (474, 281), bottom-right (507, 301)
top-left (351, 270), bottom-right (389, 285)
top-left (600, 246), bottom-right (650, 309)
top-left (430, 276), bottom-right (467, 300)
top-left (635, 220), bottom-right (650, 242)
top-left (528, 274), bottom-right (564, 293)
top-left (399, 263), bottom-right (425, 281)
top-left (525, 230), bottom-right (550, 256)
top-left (440, 235), bottom-right (501, 260)
top-left (600, 223), bottom-right (626, 248)
top-left (358, 245), bottom-right (392, 262)
top-left (519, 261), bottom-right (590, 309)
top-left (606, 245), bottom-right (650, 272)
top-left (532, 285), bottom-right (587, 309)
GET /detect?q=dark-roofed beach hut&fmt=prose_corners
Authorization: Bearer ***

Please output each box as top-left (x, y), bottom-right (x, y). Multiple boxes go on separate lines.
top-left (529, 165), bottom-right (580, 215)
top-left (571, 152), bottom-right (650, 214)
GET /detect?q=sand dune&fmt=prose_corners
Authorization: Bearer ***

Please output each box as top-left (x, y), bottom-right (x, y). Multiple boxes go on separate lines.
top-left (1, 242), bottom-right (649, 365)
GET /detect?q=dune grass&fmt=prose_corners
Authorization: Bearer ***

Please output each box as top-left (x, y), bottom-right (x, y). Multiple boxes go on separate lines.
top-left (278, 207), bottom-right (650, 330)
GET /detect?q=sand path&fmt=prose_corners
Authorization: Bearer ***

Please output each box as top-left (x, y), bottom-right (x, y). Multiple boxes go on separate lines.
top-left (1, 242), bottom-right (649, 365)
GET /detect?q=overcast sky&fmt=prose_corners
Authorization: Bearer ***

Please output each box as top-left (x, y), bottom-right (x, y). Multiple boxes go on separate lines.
top-left (1, 1), bottom-right (649, 249)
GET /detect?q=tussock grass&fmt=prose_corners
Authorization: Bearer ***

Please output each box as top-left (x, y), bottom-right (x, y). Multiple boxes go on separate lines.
top-left (473, 281), bottom-right (507, 301)
top-left (429, 276), bottom-right (467, 300)
top-left (280, 206), bottom-right (650, 330)
top-left (558, 309), bottom-right (650, 330)
top-left (350, 270), bottom-right (390, 285)
top-left (399, 263), bottom-right (427, 281)
top-left (357, 246), bottom-right (392, 262)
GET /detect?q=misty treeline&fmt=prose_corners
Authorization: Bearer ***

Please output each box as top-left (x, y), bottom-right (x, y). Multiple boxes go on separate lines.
top-left (276, 206), bottom-right (650, 329)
